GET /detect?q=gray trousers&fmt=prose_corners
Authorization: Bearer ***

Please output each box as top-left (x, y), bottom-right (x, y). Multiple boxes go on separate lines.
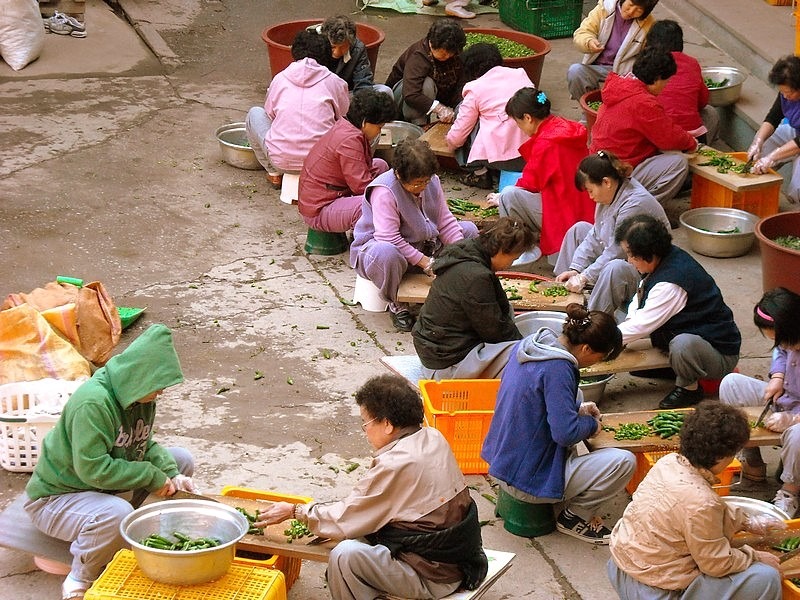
top-left (392, 78), bottom-right (437, 125)
top-left (567, 63), bottom-right (613, 101)
top-left (667, 333), bottom-right (738, 388)
top-left (553, 221), bottom-right (639, 319)
top-left (245, 106), bottom-right (279, 174)
top-left (632, 153), bottom-right (689, 205)
top-left (502, 446), bottom-right (635, 522)
top-left (762, 122), bottom-right (800, 203)
top-left (720, 372), bottom-right (800, 484)
top-left (354, 222), bottom-right (479, 304)
top-left (497, 186), bottom-right (542, 242)
top-left (24, 447), bottom-right (194, 585)
top-left (607, 558), bottom-right (781, 600)
top-left (327, 539), bottom-right (460, 600)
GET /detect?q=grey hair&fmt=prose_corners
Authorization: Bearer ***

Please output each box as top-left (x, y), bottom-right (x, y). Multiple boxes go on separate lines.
top-left (321, 15), bottom-right (356, 45)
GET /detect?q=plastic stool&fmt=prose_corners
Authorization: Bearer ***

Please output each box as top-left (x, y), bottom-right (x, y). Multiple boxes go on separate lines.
top-left (280, 172), bottom-right (300, 205)
top-left (304, 229), bottom-right (349, 255)
top-left (498, 170), bottom-right (522, 193)
top-left (352, 275), bottom-right (389, 312)
top-left (495, 488), bottom-right (556, 537)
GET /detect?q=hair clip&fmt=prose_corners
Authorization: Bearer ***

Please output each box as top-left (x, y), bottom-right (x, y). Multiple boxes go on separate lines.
top-left (537, 91), bottom-right (547, 103)
top-left (756, 306), bottom-right (774, 322)
top-left (597, 150), bottom-right (606, 158)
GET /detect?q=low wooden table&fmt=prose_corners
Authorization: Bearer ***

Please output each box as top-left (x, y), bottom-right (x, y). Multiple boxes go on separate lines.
top-left (419, 122), bottom-right (455, 158)
top-left (580, 339), bottom-right (671, 377)
top-left (587, 405), bottom-right (781, 453)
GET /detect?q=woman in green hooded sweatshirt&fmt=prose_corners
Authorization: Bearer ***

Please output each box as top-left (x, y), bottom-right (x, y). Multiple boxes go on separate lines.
top-left (24, 324), bottom-right (196, 600)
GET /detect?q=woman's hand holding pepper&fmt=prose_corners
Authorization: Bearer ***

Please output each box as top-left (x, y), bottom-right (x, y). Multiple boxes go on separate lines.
top-left (253, 501), bottom-right (295, 528)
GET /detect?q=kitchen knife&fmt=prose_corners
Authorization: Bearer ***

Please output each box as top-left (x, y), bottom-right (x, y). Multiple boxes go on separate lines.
top-left (780, 545), bottom-right (800, 563)
top-left (170, 490), bottom-right (220, 503)
top-left (754, 399), bottom-right (774, 429)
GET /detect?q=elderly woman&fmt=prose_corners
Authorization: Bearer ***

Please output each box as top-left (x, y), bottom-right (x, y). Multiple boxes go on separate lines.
top-left (412, 218), bottom-right (539, 380)
top-left (554, 150), bottom-right (670, 318)
top-left (568, 0), bottom-right (659, 101)
top-left (299, 88), bottom-right (396, 233)
top-left (350, 139), bottom-right (478, 332)
top-left (747, 56), bottom-right (800, 203)
top-left (489, 87), bottom-right (595, 265)
top-left (481, 304), bottom-right (633, 544)
top-left (445, 43), bottom-right (534, 189)
top-left (609, 401), bottom-right (783, 599)
top-left (385, 19), bottom-right (466, 125)
top-left (254, 374), bottom-right (488, 600)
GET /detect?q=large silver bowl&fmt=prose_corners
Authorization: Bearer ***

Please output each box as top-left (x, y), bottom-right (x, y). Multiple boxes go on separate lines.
top-left (579, 374), bottom-right (614, 403)
top-left (680, 207), bottom-right (759, 258)
top-left (374, 121), bottom-right (424, 165)
top-left (702, 67), bottom-right (747, 107)
top-left (722, 495), bottom-right (791, 521)
top-left (515, 310), bottom-right (566, 336)
top-left (120, 499), bottom-right (249, 585)
top-left (215, 122), bottom-right (263, 170)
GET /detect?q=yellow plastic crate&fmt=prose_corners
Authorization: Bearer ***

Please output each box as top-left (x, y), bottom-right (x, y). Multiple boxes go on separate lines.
top-left (85, 549), bottom-right (286, 600)
top-left (221, 485), bottom-right (312, 590)
top-left (626, 451), bottom-right (741, 496)
top-left (419, 379), bottom-right (500, 474)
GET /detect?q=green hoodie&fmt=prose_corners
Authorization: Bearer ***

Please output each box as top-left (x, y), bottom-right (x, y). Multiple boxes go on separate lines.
top-left (26, 324), bottom-right (185, 500)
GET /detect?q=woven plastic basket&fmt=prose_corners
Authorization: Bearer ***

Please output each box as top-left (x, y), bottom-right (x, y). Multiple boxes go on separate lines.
top-left (0, 379), bottom-right (84, 472)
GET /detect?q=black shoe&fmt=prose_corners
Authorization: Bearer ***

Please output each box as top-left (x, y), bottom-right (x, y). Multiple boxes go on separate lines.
top-left (630, 367), bottom-right (676, 380)
top-left (555, 509), bottom-right (611, 545)
top-left (659, 386), bottom-right (704, 410)
top-left (390, 309), bottom-right (415, 332)
top-left (458, 170), bottom-right (494, 190)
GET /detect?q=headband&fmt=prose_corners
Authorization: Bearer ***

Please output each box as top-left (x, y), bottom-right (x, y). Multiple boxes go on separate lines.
top-left (756, 306), bottom-right (774, 323)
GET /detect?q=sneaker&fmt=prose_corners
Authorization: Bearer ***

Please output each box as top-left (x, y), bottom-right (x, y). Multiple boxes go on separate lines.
top-left (773, 489), bottom-right (799, 518)
top-left (658, 386), bottom-right (704, 410)
top-left (62, 574), bottom-right (90, 600)
top-left (390, 309), bottom-right (415, 332)
top-left (556, 509), bottom-right (611, 545)
top-left (46, 14), bottom-right (73, 35)
top-left (458, 169), bottom-right (493, 190)
top-left (53, 11), bottom-right (85, 31)
top-left (511, 246), bottom-right (542, 267)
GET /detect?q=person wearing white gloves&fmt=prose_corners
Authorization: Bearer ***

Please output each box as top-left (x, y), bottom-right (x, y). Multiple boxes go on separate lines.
top-left (609, 401), bottom-right (784, 600)
top-left (747, 55), bottom-right (800, 203)
top-left (25, 324), bottom-right (196, 600)
top-left (720, 287), bottom-right (800, 517)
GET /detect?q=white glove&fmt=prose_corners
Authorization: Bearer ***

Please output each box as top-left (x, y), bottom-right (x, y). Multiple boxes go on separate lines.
top-left (764, 411), bottom-right (800, 433)
top-left (565, 273), bottom-right (587, 293)
top-left (434, 104), bottom-right (455, 123)
top-left (579, 401), bottom-right (600, 418)
top-left (747, 139), bottom-right (763, 162)
top-left (746, 514), bottom-right (787, 536)
top-left (171, 474), bottom-right (196, 493)
top-left (753, 154), bottom-right (776, 174)
top-left (485, 192), bottom-right (500, 207)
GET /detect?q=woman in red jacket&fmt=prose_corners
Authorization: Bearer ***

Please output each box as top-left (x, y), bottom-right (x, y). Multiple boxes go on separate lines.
top-left (489, 87), bottom-right (595, 266)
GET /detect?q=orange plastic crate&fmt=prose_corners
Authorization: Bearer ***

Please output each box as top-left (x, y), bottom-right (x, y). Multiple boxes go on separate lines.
top-left (626, 451), bottom-right (740, 496)
top-left (221, 486), bottom-right (312, 590)
top-left (419, 379), bottom-right (500, 474)
top-left (85, 549), bottom-right (286, 600)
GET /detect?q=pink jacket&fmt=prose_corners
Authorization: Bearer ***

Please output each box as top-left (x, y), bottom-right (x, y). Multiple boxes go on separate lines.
top-left (264, 58), bottom-right (350, 172)
top-left (446, 66), bottom-right (533, 164)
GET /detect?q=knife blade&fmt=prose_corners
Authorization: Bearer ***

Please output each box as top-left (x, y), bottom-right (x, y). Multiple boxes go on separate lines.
top-left (780, 545), bottom-right (800, 563)
top-left (170, 490), bottom-right (220, 503)
top-left (754, 399), bottom-right (774, 429)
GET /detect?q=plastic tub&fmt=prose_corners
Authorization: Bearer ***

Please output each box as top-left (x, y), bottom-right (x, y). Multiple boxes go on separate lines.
top-left (464, 28), bottom-right (551, 87)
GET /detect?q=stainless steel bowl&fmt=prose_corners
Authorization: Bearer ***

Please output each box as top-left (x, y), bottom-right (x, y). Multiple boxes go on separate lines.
top-left (679, 207), bottom-right (759, 258)
top-left (515, 310), bottom-right (566, 337)
top-left (702, 67), bottom-right (747, 107)
top-left (215, 122), bottom-right (263, 170)
top-left (120, 499), bottom-right (249, 585)
top-left (722, 495), bottom-right (791, 521)
top-left (374, 121), bottom-right (424, 164)
top-left (579, 374), bottom-right (614, 403)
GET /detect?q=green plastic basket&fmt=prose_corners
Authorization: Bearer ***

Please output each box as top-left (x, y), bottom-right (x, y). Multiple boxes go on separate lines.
top-left (499, 0), bottom-right (583, 39)
top-left (117, 307), bottom-right (145, 329)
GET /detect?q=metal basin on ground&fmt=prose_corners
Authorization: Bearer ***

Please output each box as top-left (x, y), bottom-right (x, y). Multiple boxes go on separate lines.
top-left (215, 122), bottom-right (263, 170)
top-left (702, 66), bottom-right (747, 107)
top-left (374, 121), bottom-right (424, 165)
top-left (680, 207), bottom-right (759, 258)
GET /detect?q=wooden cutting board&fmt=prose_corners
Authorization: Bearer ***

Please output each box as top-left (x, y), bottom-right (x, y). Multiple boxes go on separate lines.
top-left (579, 341), bottom-right (671, 377)
top-left (418, 122), bottom-right (455, 158)
top-left (396, 272), bottom-right (584, 311)
top-left (688, 151), bottom-right (782, 192)
top-left (586, 405), bottom-right (781, 453)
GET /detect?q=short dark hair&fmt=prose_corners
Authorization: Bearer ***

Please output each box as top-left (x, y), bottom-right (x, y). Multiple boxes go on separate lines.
top-left (462, 43), bottom-right (502, 80)
top-left (477, 217), bottom-right (536, 256)
top-left (355, 375), bottom-right (424, 428)
top-left (632, 46), bottom-right (677, 85)
top-left (575, 150), bottom-right (633, 190)
top-left (614, 214), bottom-right (672, 261)
top-left (393, 139), bottom-right (439, 181)
top-left (680, 401), bottom-right (750, 469)
top-left (630, 0), bottom-right (660, 20)
top-left (321, 15), bottom-right (356, 45)
top-left (754, 287), bottom-right (800, 348)
top-left (346, 88), bottom-right (396, 127)
top-left (646, 19), bottom-right (683, 53)
top-left (505, 87), bottom-right (550, 121)
top-left (427, 19), bottom-right (466, 54)
top-left (291, 30), bottom-right (331, 65)
top-left (769, 56), bottom-right (800, 90)
top-left (562, 304), bottom-right (623, 361)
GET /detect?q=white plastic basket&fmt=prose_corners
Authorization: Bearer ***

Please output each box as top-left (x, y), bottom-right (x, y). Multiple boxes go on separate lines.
top-left (0, 379), bottom-right (85, 472)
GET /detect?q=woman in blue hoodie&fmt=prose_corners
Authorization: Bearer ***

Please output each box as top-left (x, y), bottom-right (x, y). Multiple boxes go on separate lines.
top-left (481, 304), bottom-right (635, 544)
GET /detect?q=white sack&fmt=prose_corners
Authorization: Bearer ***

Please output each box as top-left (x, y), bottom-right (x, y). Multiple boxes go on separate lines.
top-left (0, 0), bottom-right (45, 71)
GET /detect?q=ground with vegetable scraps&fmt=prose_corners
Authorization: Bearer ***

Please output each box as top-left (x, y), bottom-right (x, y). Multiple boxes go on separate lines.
top-left (0, 0), bottom-right (793, 598)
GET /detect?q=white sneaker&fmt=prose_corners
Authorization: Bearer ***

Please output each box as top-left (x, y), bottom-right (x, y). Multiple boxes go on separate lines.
top-left (62, 574), bottom-right (90, 600)
top-left (511, 246), bottom-right (542, 267)
top-left (773, 489), bottom-right (799, 518)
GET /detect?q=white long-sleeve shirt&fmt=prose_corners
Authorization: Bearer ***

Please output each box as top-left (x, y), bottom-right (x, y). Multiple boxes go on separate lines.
top-left (618, 281), bottom-right (688, 345)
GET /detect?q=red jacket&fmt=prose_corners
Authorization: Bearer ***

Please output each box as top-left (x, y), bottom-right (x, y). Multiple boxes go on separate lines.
top-left (589, 72), bottom-right (696, 167)
top-left (656, 51), bottom-right (709, 133)
top-left (516, 116), bottom-right (595, 255)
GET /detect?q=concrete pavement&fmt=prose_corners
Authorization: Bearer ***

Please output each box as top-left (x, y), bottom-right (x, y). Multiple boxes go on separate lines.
top-left (0, 0), bottom-right (792, 598)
